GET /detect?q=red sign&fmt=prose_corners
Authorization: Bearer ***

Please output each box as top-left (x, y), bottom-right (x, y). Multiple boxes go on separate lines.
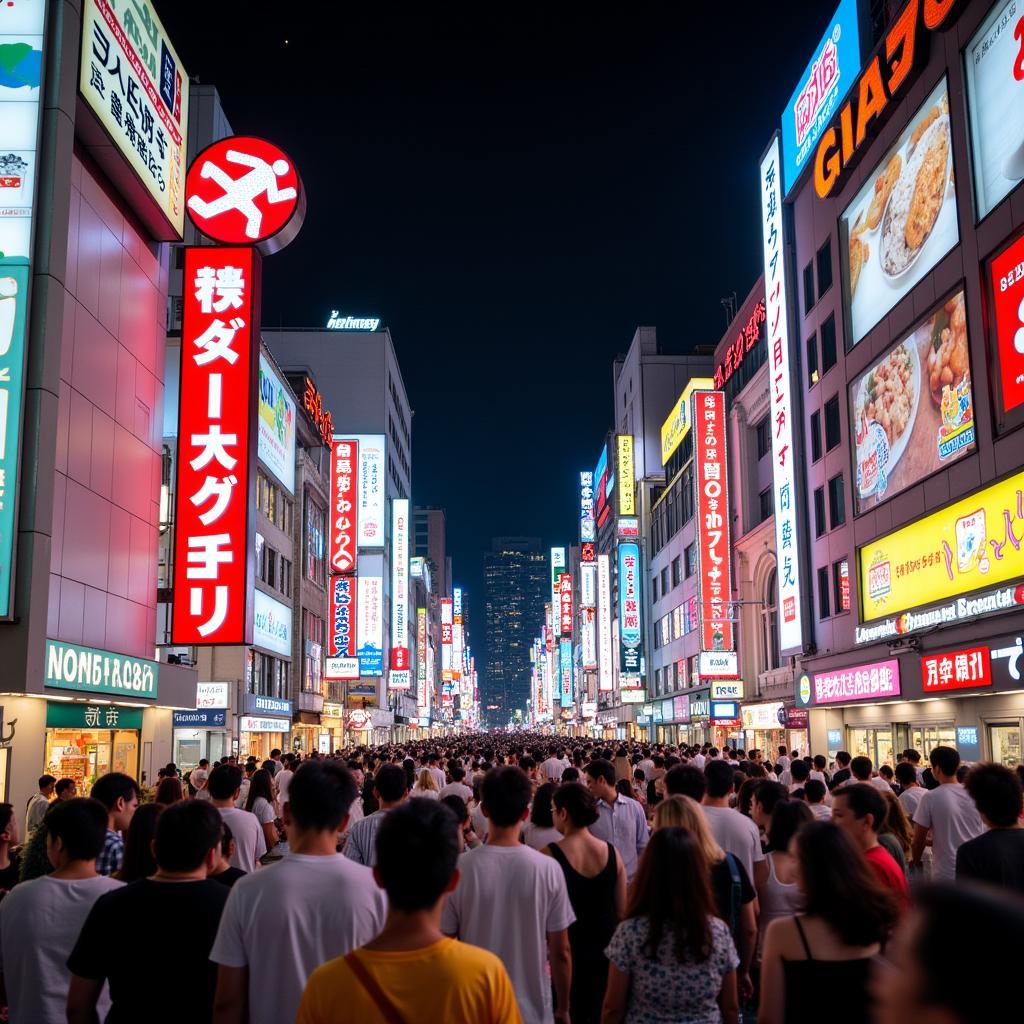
top-left (328, 575), bottom-right (356, 658)
top-left (172, 247), bottom-right (259, 645)
top-left (714, 298), bottom-right (766, 390)
top-left (302, 377), bottom-right (334, 444)
top-left (441, 623), bottom-right (453, 645)
top-left (990, 232), bottom-right (1024, 418)
top-left (559, 572), bottom-right (573, 637)
top-left (581, 541), bottom-right (596, 563)
top-left (694, 390), bottom-right (734, 652)
top-left (921, 646), bottom-right (993, 693)
top-left (186, 136), bottom-right (306, 254)
top-left (329, 440), bottom-right (358, 574)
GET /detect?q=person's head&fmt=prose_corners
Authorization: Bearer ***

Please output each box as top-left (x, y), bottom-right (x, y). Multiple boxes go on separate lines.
top-left (767, 797), bottom-right (813, 852)
top-left (117, 802), bottom-right (163, 882)
top-left (38, 774), bottom-right (56, 797)
top-left (902, 749), bottom-right (922, 766)
top-left (812, 754), bottom-right (827, 772)
top-left (835, 750), bottom-right (851, 768)
top-left (449, 765), bottom-right (466, 783)
top-left (879, 764), bottom-right (895, 783)
top-left (626, 827), bottom-right (715, 963)
top-left (583, 759), bottom-right (617, 801)
top-left (285, 760), bottom-right (358, 835)
top-left (664, 764), bottom-right (706, 802)
top-left (615, 778), bottom-right (633, 799)
top-left (790, 759), bottom-right (810, 783)
top-left (804, 778), bottom-right (827, 805)
top-left (416, 768), bottom-right (439, 792)
top-left (894, 762), bottom-right (919, 789)
top-left (245, 768), bottom-right (276, 811)
top-left (218, 821), bottom-right (236, 868)
top-left (198, 759), bottom-right (210, 770)
top-left (560, 765), bottom-right (580, 783)
top-left (929, 746), bottom-right (960, 782)
top-left (207, 764), bottom-right (243, 802)
top-left (90, 772), bottom-right (140, 830)
top-left (704, 758), bottom-right (737, 800)
top-left (481, 766), bottom-right (532, 827)
top-left (874, 883), bottom-right (1024, 1024)
top-left (832, 783), bottom-right (887, 848)
top-left (154, 777), bottom-right (184, 806)
top-left (964, 762), bottom-right (1023, 828)
top-left (270, 749), bottom-right (282, 760)
top-left (778, 745), bottom-right (788, 757)
top-left (850, 756), bottom-right (874, 781)
top-left (752, 781), bottom-right (789, 828)
top-left (152, 800), bottom-right (222, 875)
top-left (373, 763), bottom-right (409, 805)
top-left (0, 803), bottom-right (15, 849)
top-left (374, 799), bottom-right (459, 912)
top-left (55, 778), bottom-right (77, 800)
top-left (550, 783), bottom-right (600, 835)
top-left (652, 795), bottom-right (724, 864)
top-left (794, 821), bottom-right (898, 945)
top-left (43, 798), bottom-right (109, 868)
top-left (530, 782), bottom-right (556, 828)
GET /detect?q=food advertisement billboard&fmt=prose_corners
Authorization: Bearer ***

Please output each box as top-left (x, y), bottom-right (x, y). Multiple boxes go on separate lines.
top-left (841, 80), bottom-right (958, 347)
top-left (964, 0), bottom-right (1024, 221)
top-left (988, 232), bottom-right (1024, 422)
top-left (850, 288), bottom-right (975, 512)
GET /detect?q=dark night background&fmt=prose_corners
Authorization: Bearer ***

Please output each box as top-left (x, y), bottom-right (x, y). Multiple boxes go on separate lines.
top-left (156, 0), bottom-right (835, 669)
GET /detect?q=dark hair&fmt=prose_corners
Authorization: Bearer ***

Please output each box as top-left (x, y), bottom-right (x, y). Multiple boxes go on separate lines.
top-left (55, 779), bottom-right (77, 799)
top-left (835, 751), bottom-right (851, 767)
top-left (894, 762), bottom-right (918, 788)
top-left (220, 821), bottom-right (234, 856)
top-left (270, 749), bottom-right (282, 759)
top-left (965, 763), bottom-right (1023, 828)
top-left (208, 764), bottom-right (243, 801)
top-left (482, 766), bottom-right (532, 827)
top-left (374, 763), bottom-right (409, 803)
top-left (0, 803), bottom-right (13, 835)
top-left (530, 782), bottom-right (557, 828)
top-left (834, 783), bottom-right (887, 832)
top-left (153, 800), bottom-right (222, 872)
top-left (665, 765), bottom-right (706, 801)
top-left (804, 779), bottom-right (827, 804)
top-left (245, 768), bottom-right (276, 813)
top-left (930, 746), bottom-right (960, 777)
top-left (767, 798), bottom-right (812, 852)
top-left (813, 755), bottom-right (827, 771)
top-left (561, 766), bottom-right (580, 783)
top-left (288, 761), bottom-right (358, 832)
top-left (754, 781), bottom-right (789, 817)
top-left (796, 821), bottom-right (897, 946)
top-left (583, 759), bottom-right (616, 787)
top-left (117, 803), bottom-right (163, 882)
top-left (42, 798), bottom-right (109, 860)
top-left (551, 782), bottom-right (600, 828)
top-left (154, 777), bottom-right (184, 806)
top-left (450, 765), bottom-right (466, 783)
top-left (850, 756), bottom-right (873, 781)
top-left (38, 775), bottom-right (56, 790)
top-left (790, 760), bottom-right (810, 782)
top-left (704, 759), bottom-right (736, 798)
top-left (626, 827), bottom-right (714, 964)
top-left (440, 794), bottom-right (469, 825)
top-left (90, 772), bottom-right (140, 811)
top-left (376, 800), bottom-right (459, 912)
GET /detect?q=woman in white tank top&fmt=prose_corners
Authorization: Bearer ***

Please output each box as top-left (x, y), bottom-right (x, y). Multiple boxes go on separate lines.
top-left (756, 800), bottom-right (813, 961)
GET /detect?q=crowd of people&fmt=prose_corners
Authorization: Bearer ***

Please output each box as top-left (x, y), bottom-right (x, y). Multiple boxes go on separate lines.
top-left (0, 734), bottom-right (1021, 1022)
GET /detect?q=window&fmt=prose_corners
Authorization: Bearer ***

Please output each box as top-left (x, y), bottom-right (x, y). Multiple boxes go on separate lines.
top-left (661, 567), bottom-right (669, 595)
top-left (758, 487), bottom-right (773, 523)
top-left (818, 565), bottom-right (831, 619)
top-left (806, 333), bottom-right (819, 386)
top-left (303, 611), bottom-right (324, 693)
top-left (685, 543), bottom-right (696, 578)
top-left (816, 240), bottom-right (833, 296)
top-left (810, 410), bottom-right (822, 462)
top-left (651, 576), bottom-right (658, 603)
top-left (814, 486), bottom-right (826, 538)
top-left (803, 261), bottom-right (815, 314)
top-left (828, 473), bottom-right (846, 528)
top-left (762, 567), bottom-right (780, 671)
top-left (671, 557), bottom-right (681, 588)
top-left (254, 532), bottom-right (266, 580)
top-left (821, 314), bottom-right (837, 373)
top-left (672, 605), bottom-right (683, 640)
top-left (253, 654), bottom-right (289, 699)
top-left (755, 417), bottom-right (771, 459)
top-left (654, 668), bottom-right (662, 694)
top-left (824, 394), bottom-right (841, 450)
top-left (304, 496), bottom-right (327, 587)
top-left (279, 557), bottom-right (292, 599)
top-left (833, 558), bottom-right (850, 612)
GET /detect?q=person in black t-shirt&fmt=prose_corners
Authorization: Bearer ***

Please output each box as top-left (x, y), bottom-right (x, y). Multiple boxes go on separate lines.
top-left (66, 800), bottom-right (229, 1023)
top-left (0, 803), bottom-right (22, 891)
top-left (210, 821), bottom-right (247, 888)
top-left (955, 763), bottom-right (1024, 895)
top-left (828, 751), bottom-right (852, 790)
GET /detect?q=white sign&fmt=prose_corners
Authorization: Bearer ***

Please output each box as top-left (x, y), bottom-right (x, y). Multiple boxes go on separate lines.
top-left (239, 715), bottom-right (289, 733)
top-left (580, 562), bottom-right (597, 609)
top-left (711, 679), bottom-right (743, 701)
top-left (325, 656), bottom-right (359, 680)
top-left (258, 354), bottom-right (296, 493)
top-left (760, 135), bottom-right (804, 655)
top-left (742, 702), bottom-right (785, 731)
top-left (597, 554), bottom-right (614, 692)
top-left (325, 312), bottom-right (381, 330)
top-left (352, 434), bottom-right (385, 548)
top-left (357, 553), bottom-right (384, 675)
top-left (699, 650), bottom-right (739, 678)
top-left (582, 610), bottom-right (597, 671)
top-left (390, 498), bottom-right (409, 670)
top-left (389, 668), bottom-right (412, 691)
top-left (196, 682), bottom-right (230, 709)
top-left (253, 589), bottom-right (291, 657)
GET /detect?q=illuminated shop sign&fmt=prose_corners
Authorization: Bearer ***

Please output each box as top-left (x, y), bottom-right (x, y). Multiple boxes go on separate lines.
top-left (618, 517), bottom-right (639, 538)
top-left (618, 542), bottom-right (642, 674)
top-left (559, 638), bottom-right (573, 708)
top-left (44, 640), bottom-right (159, 698)
top-left (988, 232), bottom-right (1024, 421)
top-left (417, 606), bottom-right (427, 706)
top-left (390, 498), bottom-right (409, 672)
top-left (258, 355), bottom-right (296, 493)
top-left (581, 542), bottom-right (596, 563)
top-left (196, 682), bottom-right (229, 709)
top-left (326, 574), bottom-right (358, 680)
top-left (617, 435), bottom-right (635, 516)
top-left (580, 471), bottom-right (596, 542)
top-left (712, 679), bottom-right (743, 700)
top-left (441, 598), bottom-right (453, 671)
top-left (597, 554), bottom-right (614, 692)
top-left (798, 658), bottom-right (901, 707)
top-left (581, 608), bottom-right (597, 670)
top-left (329, 439), bottom-right (358, 573)
top-left (325, 313), bottom-right (381, 331)
top-left (453, 587), bottom-right (463, 621)
top-left (714, 303), bottom-right (765, 391)
top-left (558, 573), bottom-right (573, 637)
top-left (253, 589), bottom-right (291, 657)
top-left (700, 651), bottom-right (739, 678)
top-left (661, 378), bottom-right (715, 465)
top-left (580, 563), bottom-right (597, 609)
top-left (921, 645), bottom-right (992, 693)
top-left (352, 435), bottom-right (385, 548)
top-left (301, 377), bottom-right (334, 444)
top-left (356, 556), bottom-right (384, 675)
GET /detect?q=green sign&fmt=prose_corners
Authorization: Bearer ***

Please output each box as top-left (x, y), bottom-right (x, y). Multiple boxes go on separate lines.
top-left (46, 703), bottom-right (144, 730)
top-left (44, 640), bottom-right (159, 699)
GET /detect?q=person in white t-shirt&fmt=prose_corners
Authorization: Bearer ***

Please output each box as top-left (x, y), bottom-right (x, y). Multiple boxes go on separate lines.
top-left (425, 754), bottom-right (447, 792)
top-left (275, 756), bottom-right (296, 806)
top-left (701, 760), bottom-right (767, 889)
top-left (438, 765), bottom-right (474, 803)
top-left (208, 765), bottom-right (267, 873)
top-left (895, 763), bottom-right (926, 821)
top-left (0, 797), bottom-right (123, 1023)
top-left (442, 765), bottom-right (574, 1024)
top-left (212, 760), bottom-right (387, 1024)
top-left (243, 769), bottom-right (280, 854)
top-left (775, 747), bottom-right (791, 773)
top-left (540, 750), bottom-right (568, 782)
top-left (911, 746), bottom-right (984, 881)
top-left (190, 760), bottom-right (211, 801)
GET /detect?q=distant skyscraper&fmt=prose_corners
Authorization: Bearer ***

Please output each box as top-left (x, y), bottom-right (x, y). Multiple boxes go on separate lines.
top-left (414, 506), bottom-right (448, 597)
top-left (483, 538), bottom-right (548, 724)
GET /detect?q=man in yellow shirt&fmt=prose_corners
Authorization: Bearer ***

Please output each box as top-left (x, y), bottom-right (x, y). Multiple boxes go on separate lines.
top-left (296, 799), bottom-right (521, 1024)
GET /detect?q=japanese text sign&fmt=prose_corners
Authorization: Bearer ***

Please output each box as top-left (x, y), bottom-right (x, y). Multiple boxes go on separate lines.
top-left (580, 471), bottom-right (595, 542)
top-left (808, 659), bottom-right (901, 705)
top-left (661, 378), bottom-right (715, 465)
top-left (714, 304), bottom-right (765, 391)
top-left (353, 435), bottom-right (385, 547)
top-left (390, 498), bottom-right (409, 672)
top-left (558, 572), bottom-right (573, 637)
top-left (329, 439), bottom-right (358, 574)
top-left (921, 645), bottom-right (992, 693)
top-left (990, 232), bottom-right (1024, 419)
top-left (327, 574), bottom-right (357, 660)
top-left (617, 435), bottom-right (635, 516)
top-left (618, 541), bottom-right (642, 673)
top-left (302, 377), bottom-right (334, 444)
top-left (598, 553), bottom-right (614, 692)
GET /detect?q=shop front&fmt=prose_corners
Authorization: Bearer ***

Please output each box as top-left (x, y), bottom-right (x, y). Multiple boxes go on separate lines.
top-left (740, 701), bottom-right (810, 759)
top-left (290, 713), bottom-right (322, 757)
top-left (172, 710), bottom-right (229, 771)
top-left (683, 690), bottom-right (711, 746)
top-left (44, 702), bottom-right (144, 793)
top-left (321, 702), bottom-right (345, 752)
top-left (239, 694), bottom-right (293, 760)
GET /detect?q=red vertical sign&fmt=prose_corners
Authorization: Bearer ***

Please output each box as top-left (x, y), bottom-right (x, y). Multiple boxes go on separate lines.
top-left (329, 439), bottom-right (358, 574)
top-left (172, 247), bottom-right (259, 644)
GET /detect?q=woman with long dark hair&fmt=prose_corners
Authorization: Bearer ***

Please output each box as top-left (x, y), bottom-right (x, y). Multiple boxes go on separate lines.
top-left (758, 821), bottom-right (899, 1024)
top-left (114, 803), bottom-right (163, 882)
top-left (154, 777), bottom-right (184, 806)
top-left (602, 827), bottom-right (739, 1024)
top-left (522, 782), bottom-right (560, 850)
top-left (756, 799), bottom-right (812, 963)
top-left (244, 768), bottom-right (280, 854)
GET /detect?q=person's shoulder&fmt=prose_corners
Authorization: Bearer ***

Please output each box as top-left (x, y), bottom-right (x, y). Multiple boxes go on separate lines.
top-left (442, 937), bottom-right (507, 975)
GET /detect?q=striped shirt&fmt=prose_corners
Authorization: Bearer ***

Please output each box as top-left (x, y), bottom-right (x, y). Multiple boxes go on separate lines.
top-left (342, 810), bottom-right (389, 867)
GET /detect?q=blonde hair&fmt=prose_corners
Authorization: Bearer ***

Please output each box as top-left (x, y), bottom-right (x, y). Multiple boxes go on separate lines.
top-left (653, 795), bottom-right (724, 865)
top-left (416, 768), bottom-right (439, 792)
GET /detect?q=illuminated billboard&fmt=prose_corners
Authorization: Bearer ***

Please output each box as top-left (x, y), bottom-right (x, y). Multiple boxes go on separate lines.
top-left (617, 435), bottom-right (635, 516)
top-left (580, 471), bottom-right (596, 542)
top-left (441, 598), bottom-right (453, 671)
top-left (257, 355), bottom-right (295, 493)
top-left (326, 575), bottom-right (359, 680)
top-left (390, 498), bottom-right (409, 671)
top-left (329, 439), bottom-right (358, 573)
top-left (357, 553), bottom-right (384, 675)
top-left (988, 232), bottom-right (1024, 423)
top-left (661, 378), bottom-right (714, 465)
top-left (352, 434), bottom-right (385, 547)
top-left (618, 541), bottom-right (642, 674)
top-left (597, 554), bottom-right (614, 691)
top-left (559, 638), bottom-right (573, 708)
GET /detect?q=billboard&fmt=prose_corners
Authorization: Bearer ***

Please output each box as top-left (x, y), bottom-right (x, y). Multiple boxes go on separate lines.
top-left (760, 135), bottom-right (804, 655)
top-left (558, 572), bottom-right (572, 637)
top-left (328, 439), bottom-right (358, 573)
top-left (580, 471), bottom-right (596, 542)
top-left (841, 79), bottom-right (958, 348)
top-left (799, 659), bottom-right (901, 706)
top-left (441, 598), bottom-right (453, 671)
top-left (988, 232), bottom-right (1024, 421)
top-left (390, 498), bottom-right (409, 671)
top-left (580, 562), bottom-right (597, 609)
top-left (965, 0), bottom-right (1024, 222)
top-left (581, 607), bottom-right (597, 670)
top-left (257, 355), bottom-right (295, 493)
top-left (597, 553), bottom-right (614, 692)
top-left (617, 435), bottom-right (635, 516)
top-left (352, 434), bottom-right (385, 547)
top-left (253, 589), bottom-right (291, 657)
top-left (594, 443), bottom-right (610, 523)
top-left (661, 377), bottom-right (715, 465)
top-left (618, 541), bottom-right (642, 673)
top-left (559, 638), bottom-right (573, 708)
top-left (326, 574), bottom-right (358, 680)
top-left (416, 606), bottom-right (427, 705)
top-left (172, 247), bottom-right (258, 645)
top-left (850, 289), bottom-right (976, 512)
top-left (356, 554), bottom-right (384, 675)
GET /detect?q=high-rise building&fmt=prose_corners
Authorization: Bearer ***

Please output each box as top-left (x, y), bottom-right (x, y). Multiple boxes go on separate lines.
top-left (483, 538), bottom-right (548, 724)
top-left (414, 506), bottom-right (448, 598)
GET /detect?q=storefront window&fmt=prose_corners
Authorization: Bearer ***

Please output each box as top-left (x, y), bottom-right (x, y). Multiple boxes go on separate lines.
top-left (909, 724), bottom-right (956, 762)
top-left (847, 727), bottom-right (896, 769)
top-left (988, 723), bottom-right (1021, 768)
top-left (45, 728), bottom-right (139, 792)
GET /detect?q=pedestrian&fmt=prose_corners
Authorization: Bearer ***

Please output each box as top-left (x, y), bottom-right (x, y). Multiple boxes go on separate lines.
top-left (0, 798), bottom-right (122, 1023)
top-left (702, 760), bottom-right (767, 891)
top-left (208, 764), bottom-right (267, 873)
top-left (956, 762), bottom-right (1024, 893)
top-left (55, 778), bottom-right (77, 801)
top-left (24, 775), bottom-right (56, 837)
top-left (664, 764), bottom-right (707, 802)
top-left (192, 759), bottom-right (212, 800)
top-left (601, 827), bottom-right (740, 1024)
top-left (583, 758), bottom-right (649, 882)
top-left (275, 753), bottom-right (295, 804)
top-left (756, 799), bottom-right (813, 961)
top-left (894, 762), bottom-right (925, 820)
top-left (803, 779), bottom-right (832, 820)
top-left (0, 803), bottom-right (21, 891)
top-left (297, 799), bottom-right (521, 1023)
top-left (90, 772), bottom-right (140, 876)
top-left (67, 800), bottom-right (228, 1024)
top-left (209, 823), bottom-right (247, 888)
top-left (114, 802), bottom-right (163, 882)
top-left (155, 776), bottom-right (185, 806)
top-left (343, 763), bottom-right (409, 867)
top-left (442, 766), bottom-right (574, 1024)
top-left (211, 760), bottom-right (387, 1024)
top-left (439, 764), bottom-right (474, 802)
top-left (244, 768), bottom-right (281, 854)
top-left (878, 788), bottom-right (913, 874)
top-left (411, 767), bottom-right (441, 800)
top-left (757, 821), bottom-right (898, 1024)
top-left (441, 794), bottom-right (482, 852)
top-left (829, 751), bottom-right (852, 790)
top-left (523, 782), bottom-right (562, 850)
top-left (544, 782), bottom-right (626, 1024)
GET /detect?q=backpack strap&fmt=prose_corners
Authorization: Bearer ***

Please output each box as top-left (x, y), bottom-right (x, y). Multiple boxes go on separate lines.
top-left (344, 952), bottom-right (408, 1024)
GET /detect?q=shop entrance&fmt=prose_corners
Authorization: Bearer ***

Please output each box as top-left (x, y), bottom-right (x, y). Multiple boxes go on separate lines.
top-left (988, 722), bottom-right (1022, 768)
top-left (909, 723), bottom-right (956, 761)
top-left (44, 703), bottom-right (144, 793)
top-left (846, 726), bottom-right (896, 769)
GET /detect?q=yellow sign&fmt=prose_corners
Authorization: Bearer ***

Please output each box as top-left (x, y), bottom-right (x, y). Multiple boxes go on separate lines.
top-left (660, 378), bottom-right (715, 465)
top-left (859, 471), bottom-right (1024, 621)
top-left (322, 703), bottom-right (344, 719)
top-left (617, 435), bottom-right (635, 516)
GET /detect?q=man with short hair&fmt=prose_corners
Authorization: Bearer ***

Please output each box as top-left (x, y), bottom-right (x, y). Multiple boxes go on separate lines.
top-left (901, 748), bottom-right (925, 783)
top-left (0, 798), bottom-right (123, 1023)
top-left (804, 779), bottom-right (832, 820)
top-left (55, 778), bottom-right (77, 801)
top-left (584, 759), bottom-right (648, 882)
top-left (702, 760), bottom-right (766, 890)
top-left (540, 748), bottom-right (566, 782)
top-left (775, 746), bottom-right (791, 773)
top-left (297, 800), bottom-right (520, 1024)
top-left (276, 754), bottom-right (296, 805)
top-left (829, 750), bottom-right (852, 790)
top-left (442, 766), bottom-right (573, 1024)
top-left (25, 774), bottom-right (56, 835)
top-left (269, 749), bottom-right (283, 775)
top-left (956, 763), bottom-right (1024, 894)
top-left (664, 764), bottom-right (706, 802)
top-left (209, 764), bottom-right (266, 873)
top-left (911, 746), bottom-right (984, 881)
top-left (68, 801), bottom-right (228, 1023)
top-left (426, 752), bottom-right (447, 791)
top-left (344, 764), bottom-right (409, 867)
top-left (787, 759), bottom-right (811, 793)
top-left (192, 758), bottom-right (212, 800)
top-left (439, 764), bottom-right (473, 802)
top-left (90, 772), bottom-right (140, 876)
top-left (895, 763), bottom-right (925, 820)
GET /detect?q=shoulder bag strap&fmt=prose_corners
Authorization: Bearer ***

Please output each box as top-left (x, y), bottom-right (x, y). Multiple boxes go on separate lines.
top-left (344, 952), bottom-right (408, 1024)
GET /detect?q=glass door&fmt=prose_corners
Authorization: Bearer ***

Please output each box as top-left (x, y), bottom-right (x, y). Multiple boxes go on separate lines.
top-left (909, 724), bottom-right (956, 761)
top-left (988, 722), bottom-right (1022, 768)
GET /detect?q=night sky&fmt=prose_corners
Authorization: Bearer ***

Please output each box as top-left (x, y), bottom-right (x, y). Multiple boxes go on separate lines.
top-left (157, 1), bottom-right (836, 668)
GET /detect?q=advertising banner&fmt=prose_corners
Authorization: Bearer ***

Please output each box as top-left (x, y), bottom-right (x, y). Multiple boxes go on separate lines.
top-left (801, 659), bottom-right (901, 706)
top-left (921, 645), bottom-right (992, 693)
top-left (617, 435), bottom-right (635, 516)
top-left (390, 498), bottom-right (409, 670)
top-left (257, 355), bottom-right (295, 493)
top-left (581, 608), bottom-right (597, 670)
top-left (580, 471), bottom-right (595, 542)
top-left (326, 574), bottom-right (358, 679)
top-left (356, 558), bottom-right (384, 675)
top-left (559, 638), bottom-right (573, 708)
top-left (965, 0), bottom-right (1024, 222)
top-left (172, 247), bottom-right (258, 645)
top-left (580, 562), bottom-right (597, 608)
top-left (416, 606), bottom-right (427, 706)
top-left (253, 589), bottom-right (291, 657)
top-left (597, 554), bottom-right (614, 692)
top-left (660, 378), bottom-right (714, 465)
top-left (988, 232), bottom-right (1024, 420)
top-left (850, 289), bottom-right (975, 512)
top-left (329, 439), bottom-right (358, 573)
top-left (44, 640), bottom-right (159, 698)
top-left (841, 80), bottom-right (958, 347)
top-left (196, 682), bottom-right (229, 708)
top-left (353, 434), bottom-right (385, 547)
top-left (441, 598), bottom-right (453, 671)
top-left (558, 572), bottom-right (572, 637)
top-left (618, 542), bottom-right (642, 674)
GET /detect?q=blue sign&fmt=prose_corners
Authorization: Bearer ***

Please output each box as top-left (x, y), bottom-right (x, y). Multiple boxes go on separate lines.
top-left (956, 726), bottom-right (982, 762)
top-left (827, 728), bottom-right (843, 749)
top-left (711, 700), bottom-right (739, 721)
top-left (358, 644), bottom-right (384, 676)
top-left (243, 693), bottom-right (293, 717)
top-left (559, 639), bottom-right (574, 708)
top-left (173, 710), bottom-right (226, 728)
top-left (780, 0), bottom-right (861, 195)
